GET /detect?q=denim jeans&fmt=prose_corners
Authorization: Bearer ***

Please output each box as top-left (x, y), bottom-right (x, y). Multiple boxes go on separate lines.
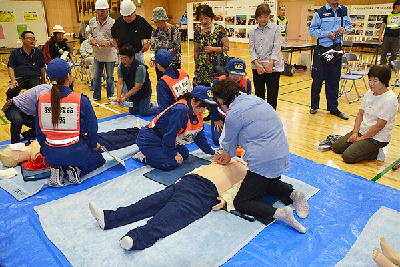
top-left (129, 95), bottom-right (157, 117)
top-left (92, 59), bottom-right (115, 100)
top-left (4, 104), bottom-right (36, 143)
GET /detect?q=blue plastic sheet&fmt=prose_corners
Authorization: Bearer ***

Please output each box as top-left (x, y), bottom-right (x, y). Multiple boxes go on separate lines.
top-left (0, 114), bottom-right (399, 266)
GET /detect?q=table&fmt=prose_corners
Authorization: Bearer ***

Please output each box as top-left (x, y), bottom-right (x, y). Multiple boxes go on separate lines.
top-left (281, 42), bottom-right (316, 76)
top-left (351, 41), bottom-right (381, 65)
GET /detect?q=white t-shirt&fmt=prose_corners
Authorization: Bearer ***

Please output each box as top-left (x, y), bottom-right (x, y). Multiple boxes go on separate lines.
top-left (359, 89), bottom-right (399, 142)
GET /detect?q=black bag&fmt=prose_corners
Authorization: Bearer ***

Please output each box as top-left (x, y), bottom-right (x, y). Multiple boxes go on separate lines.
top-left (282, 63), bottom-right (293, 77)
top-left (317, 9), bottom-right (344, 64)
top-left (212, 47), bottom-right (233, 75)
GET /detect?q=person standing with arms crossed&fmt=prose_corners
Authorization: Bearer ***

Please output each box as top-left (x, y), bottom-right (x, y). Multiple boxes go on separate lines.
top-left (308, 0), bottom-right (351, 120)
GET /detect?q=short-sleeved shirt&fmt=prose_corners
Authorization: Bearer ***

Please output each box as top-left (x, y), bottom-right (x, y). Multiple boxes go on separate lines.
top-left (111, 15), bottom-right (153, 52)
top-left (87, 16), bottom-right (117, 62)
top-left (150, 26), bottom-right (181, 65)
top-left (359, 89), bottom-right (398, 143)
top-left (7, 47), bottom-right (45, 78)
top-left (13, 84), bottom-right (51, 115)
top-left (383, 12), bottom-right (400, 37)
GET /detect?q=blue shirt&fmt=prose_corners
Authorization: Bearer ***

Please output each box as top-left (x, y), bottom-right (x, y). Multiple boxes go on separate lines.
top-left (35, 87), bottom-right (99, 149)
top-left (308, 3), bottom-right (351, 47)
top-left (156, 68), bottom-right (179, 114)
top-left (150, 100), bottom-right (214, 157)
top-left (7, 47), bottom-right (45, 78)
top-left (221, 94), bottom-right (290, 178)
top-left (179, 15), bottom-right (187, 26)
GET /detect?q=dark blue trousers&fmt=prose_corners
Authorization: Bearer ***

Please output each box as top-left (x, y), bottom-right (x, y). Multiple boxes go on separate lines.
top-left (103, 174), bottom-right (219, 250)
top-left (98, 127), bottom-right (139, 151)
top-left (311, 46), bottom-right (342, 112)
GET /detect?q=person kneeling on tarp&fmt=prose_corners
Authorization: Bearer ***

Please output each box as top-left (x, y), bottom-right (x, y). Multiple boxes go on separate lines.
top-left (132, 86), bottom-right (216, 170)
top-left (332, 65), bottom-right (398, 163)
top-left (35, 58), bottom-right (106, 187)
top-left (89, 159), bottom-right (309, 250)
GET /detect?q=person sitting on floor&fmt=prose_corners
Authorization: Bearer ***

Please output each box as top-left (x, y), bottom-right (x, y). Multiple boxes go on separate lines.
top-left (332, 65), bottom-right (398, 163)
top-left (89, 159), bottom-right (309, 251)
top-left (35, 58), bottom-right (105, 186)
top-left (153, 49), bottom-right (191, 114)
top-left (132, 86), bottom-right (216, 171)
top-left (373, 236), bottom-right (400, 267)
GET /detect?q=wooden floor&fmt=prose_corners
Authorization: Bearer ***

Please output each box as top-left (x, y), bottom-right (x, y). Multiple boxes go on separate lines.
top-left (0, 41), bottom-right (399, 189)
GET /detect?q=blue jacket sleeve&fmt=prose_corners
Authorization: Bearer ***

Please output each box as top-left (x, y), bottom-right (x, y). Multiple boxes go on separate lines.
top-left (194, 129), bottom-right (214, 154)
top-left (80, 94), bottom-right (99, 149)
top-left (246, 79), bottom-right (252, 95)
top-left (161, 106), bottom-right (188, 157)
top-left (156, 79), bottom-right (175, 111)
top-left (308, 13), bottom-right (326, 38)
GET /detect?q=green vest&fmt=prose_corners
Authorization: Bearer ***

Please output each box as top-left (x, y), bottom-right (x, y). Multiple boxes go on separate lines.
top-left (387, 12), bottom-right (400, 29)
top-left (277, 16), bottom-right (288, 36)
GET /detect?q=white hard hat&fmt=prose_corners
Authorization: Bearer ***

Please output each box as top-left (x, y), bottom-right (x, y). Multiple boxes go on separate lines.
top-left (120, 0), bottom-right (136, 16)
top-left (53, 25), bottom-right (65, 33)
top-left (95, 0), bottom-right (109, 9)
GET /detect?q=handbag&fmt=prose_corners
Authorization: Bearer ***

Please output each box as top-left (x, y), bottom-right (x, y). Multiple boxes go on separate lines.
top-left (317, 9), bottom-right (344, 64)
top-left (212, 47), bottom-right (233, 75)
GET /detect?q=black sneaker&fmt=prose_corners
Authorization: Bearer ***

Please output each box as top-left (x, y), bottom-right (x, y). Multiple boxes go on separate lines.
top-left (65, 166), bottom-right (82, 184)
top-left (330, 111), bottom-right (349, 120)
top-left (49, 166), bottom-right (65, 187)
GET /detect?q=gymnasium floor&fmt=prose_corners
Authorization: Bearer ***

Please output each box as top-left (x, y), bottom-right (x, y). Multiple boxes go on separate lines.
top-left (0, 41), bottom-right (399, 266)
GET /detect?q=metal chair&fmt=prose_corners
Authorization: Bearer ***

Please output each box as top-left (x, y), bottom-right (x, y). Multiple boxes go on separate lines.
top-left (342, 40), bottom-right (353, 53)
top-left (339, 56), bottom-right (363, 103)
top-left (343, 53), bottom-right (368, 91)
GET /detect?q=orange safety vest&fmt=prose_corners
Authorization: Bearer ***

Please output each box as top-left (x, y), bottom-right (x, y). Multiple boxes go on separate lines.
top-left (38, 91), bottom-right (81, 147)
top-left (161, 69), bottom-right (192, 100)
top-left (149, 99), bottom-right (203, 145)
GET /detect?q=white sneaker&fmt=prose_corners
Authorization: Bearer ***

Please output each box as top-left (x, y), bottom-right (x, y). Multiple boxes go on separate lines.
top-left (120, 236), bottom-right (133, 250)
top-left (377, 148), bottom-right (385, 161)
top-left (89, 202), bottom-right (105, 230)
top-left (49, 166), bottom-right (65, 187)
top-left (66, 166), bottom-right (81, 184)
top-left (132, 151), bottom-right (146, 163)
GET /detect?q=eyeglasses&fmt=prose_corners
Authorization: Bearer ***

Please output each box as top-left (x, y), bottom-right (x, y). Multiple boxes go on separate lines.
top-left (24, 37), bottom-right (37, 41)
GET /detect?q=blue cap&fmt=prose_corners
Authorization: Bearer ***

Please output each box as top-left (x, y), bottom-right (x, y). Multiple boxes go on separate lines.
top-left (154, 49), bottom-right (172, 67)
top-left (46, 58), bottom-right (74, 81)
top-left (227, 58), bottom-right (246, 76)
top-left (184, 10), bottom-right (187, 13)
top-left (191, 85), bottom-right (216, 105)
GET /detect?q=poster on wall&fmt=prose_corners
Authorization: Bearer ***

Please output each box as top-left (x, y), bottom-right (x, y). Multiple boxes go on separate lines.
top-left (0, 24), bottom-right (5, 39)
top-left (349, 4), bottom-right (392, 38)
top-left (17, 24), bottom-right (27, 38)
top-left (0, 11), bottom-right (15, 23)
top-left (23, 12), bottom-right (39, 22)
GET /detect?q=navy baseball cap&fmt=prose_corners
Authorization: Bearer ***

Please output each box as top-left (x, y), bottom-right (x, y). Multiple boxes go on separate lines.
top-left (154, 49), bottom-right (172, 67)
top-left (227, 58), bottom-right (246, 76)
top-left (191, 85), bottom-right (216, 105)
top-left (46, 58), bottom-right (74, 81)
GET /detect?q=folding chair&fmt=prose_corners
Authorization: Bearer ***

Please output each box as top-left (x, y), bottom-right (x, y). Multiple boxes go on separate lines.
top-left (343, 53), bottom-right (368, 91)
top-left (342, 40), bottom-right (353, 53)
top-left (339, 56), bottom-right (363, 103)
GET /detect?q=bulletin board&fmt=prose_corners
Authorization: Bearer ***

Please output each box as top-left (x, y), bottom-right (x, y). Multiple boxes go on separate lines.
top-left (0, 1), bottom-right (48, 47)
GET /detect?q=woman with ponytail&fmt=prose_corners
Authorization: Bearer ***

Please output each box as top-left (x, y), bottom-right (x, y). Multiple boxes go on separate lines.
top-left (152, 49), bottom-right (191, 114)
top-left (35, 58), bottom-right (105, 187)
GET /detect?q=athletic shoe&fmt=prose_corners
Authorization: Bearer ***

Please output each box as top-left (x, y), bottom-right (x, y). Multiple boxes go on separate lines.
top-left (376, 148), bottom-right (385, 162)
top-left (49, 166), bottom-right (65, 187)
top-left (132, 151), bottom-right (146, 163)
top-left (89, 202), bottom-right (105, 230)
top-left (309, 109), bottom-right (317, 114)
top-left (65, 166), bottom-right (82, 184)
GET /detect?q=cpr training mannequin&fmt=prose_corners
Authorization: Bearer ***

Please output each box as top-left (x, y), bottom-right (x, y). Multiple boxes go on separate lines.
top-left (373, 236), bottom-right (400, 267)
top-left (0, 140), bottom-right (41, 168)
top-left (132, 86), bottom-right (216, 170)
top-left (89, 159), bottom-right (309, 250)
top-left (35, 58), bottom-right (105, 187)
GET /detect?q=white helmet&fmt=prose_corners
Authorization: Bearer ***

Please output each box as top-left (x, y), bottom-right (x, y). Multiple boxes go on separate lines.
top-left (95, 0), bottom-right (109, 9)
top-left (120, 0), bottom-right (136, 16)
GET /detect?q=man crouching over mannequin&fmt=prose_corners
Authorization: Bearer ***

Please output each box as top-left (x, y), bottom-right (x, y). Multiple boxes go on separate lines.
top-left (89, 159), bottom-right (309, 250)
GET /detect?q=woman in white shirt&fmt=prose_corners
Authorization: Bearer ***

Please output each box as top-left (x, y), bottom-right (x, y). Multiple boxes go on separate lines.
top-left (332, 65), bottom-right (398, 163)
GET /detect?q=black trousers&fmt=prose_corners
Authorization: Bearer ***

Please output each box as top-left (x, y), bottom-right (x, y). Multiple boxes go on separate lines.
top-left (233, 170), bottom-right (293, 225)
top-left (4, 103), bottom-right (36, 144)
top-left (252, 70), bottom-right (280, 110)
top-left (181, 29), bottom-right (187, 41)
top-left (6, 76), bottom-right (42, 99)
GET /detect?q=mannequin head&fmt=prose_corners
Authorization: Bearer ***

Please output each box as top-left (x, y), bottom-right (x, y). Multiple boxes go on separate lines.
top-left (0, 140), bottom-right (41, 167)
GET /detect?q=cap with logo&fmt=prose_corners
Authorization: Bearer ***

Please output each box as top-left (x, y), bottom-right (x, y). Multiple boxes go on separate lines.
top-left (191, 85), bottom-right (216, 105)
top-left (227, 58), bottom-right (246, 76)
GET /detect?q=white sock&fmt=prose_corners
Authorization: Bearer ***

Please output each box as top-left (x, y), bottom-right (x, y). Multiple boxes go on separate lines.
top-left (89, 202), bottom-right (105, 230)
top-left (290, 190), bottom-right (309, 218)
top-left (274, 206), bottom-right (307, 233)
top-left (132, 151), bottom-right (146, 163)
top-left (120, 236), bottom-right (133, 250)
